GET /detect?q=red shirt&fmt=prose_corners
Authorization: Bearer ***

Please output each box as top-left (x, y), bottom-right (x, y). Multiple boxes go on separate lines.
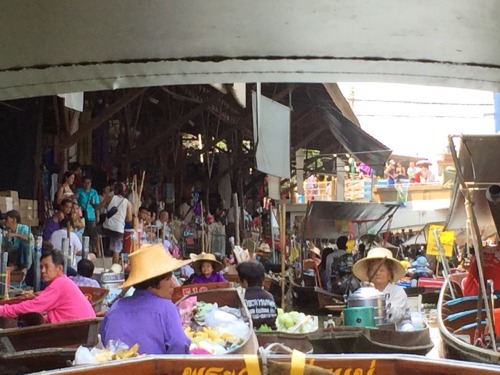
top-left (463, 246), bottom-right (500, 296)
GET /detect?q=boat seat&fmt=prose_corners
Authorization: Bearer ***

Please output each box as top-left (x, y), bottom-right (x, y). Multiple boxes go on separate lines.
top-left (444, 309), bottom-right (486, 331)
top-left (443, 296), bottom-right (498, 315)
top-left (453, 321), bottom-right (486, 344)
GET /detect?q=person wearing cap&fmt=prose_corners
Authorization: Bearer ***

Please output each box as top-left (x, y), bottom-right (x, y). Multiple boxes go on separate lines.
top-left (189, 252), bottom-right (227, 284)
top-left (100, 243), bottom-right (192, 354)
top-left (352, 247), bottom-right (411, 325)
top-left (256, 242), bottom-right (282, 274)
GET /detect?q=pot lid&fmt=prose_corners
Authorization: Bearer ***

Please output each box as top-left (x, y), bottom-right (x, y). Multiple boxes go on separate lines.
top-left (348, 286), bottom-right (385, 301)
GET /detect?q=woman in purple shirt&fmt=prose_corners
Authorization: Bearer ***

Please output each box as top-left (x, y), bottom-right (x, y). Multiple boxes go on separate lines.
top-left (100, 244), bottom-right (192, 354)
top-left (189, 252), bottom-right (227, 284)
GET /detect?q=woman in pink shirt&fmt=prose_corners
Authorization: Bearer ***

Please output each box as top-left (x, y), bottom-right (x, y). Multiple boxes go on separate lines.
top-left (0, 249), bottom-right (95, 323)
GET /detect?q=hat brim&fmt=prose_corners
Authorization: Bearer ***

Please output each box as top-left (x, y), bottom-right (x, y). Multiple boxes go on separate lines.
top-left (192, 259), bottom-right (223, 274)
top-left (120, 256), bottom-right (191, 289)
top-left (353, 257), bottom-right (406, 283)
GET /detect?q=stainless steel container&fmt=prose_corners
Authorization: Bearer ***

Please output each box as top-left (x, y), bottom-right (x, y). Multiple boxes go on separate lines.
top-left (347, 286), bottom-right (387, 326)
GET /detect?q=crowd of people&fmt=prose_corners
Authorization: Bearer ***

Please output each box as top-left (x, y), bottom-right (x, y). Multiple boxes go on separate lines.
top-left (384, 160), bottom-right (435, 185)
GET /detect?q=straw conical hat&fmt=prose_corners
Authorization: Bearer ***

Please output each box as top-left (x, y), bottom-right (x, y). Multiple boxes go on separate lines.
top-left (257, 242), bottom-right (271, 253)
top-left (120, 243), bottom-right (191, 288)
top-left (352, 247), bottom-right (405, 282)
top-left (190, 252), bottom-right (223, 273)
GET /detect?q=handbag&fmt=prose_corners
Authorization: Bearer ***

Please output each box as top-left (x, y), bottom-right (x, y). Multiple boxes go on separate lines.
top-left (106, 198), bottom-right (125, 219)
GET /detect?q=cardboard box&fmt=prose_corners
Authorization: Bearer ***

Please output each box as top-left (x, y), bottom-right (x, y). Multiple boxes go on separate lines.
top-left (0, 191), bottom-right (19, 205)
top-left (24, 218), bottom-right (39, 227)
top-left (19, 199), bottom-right (33, 209)
top-left (0, 196), bottom-right (14, 212)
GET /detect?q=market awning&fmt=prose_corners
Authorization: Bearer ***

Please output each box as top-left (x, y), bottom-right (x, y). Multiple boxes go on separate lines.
top-left (401, 222), bottom-right (445, 246)
top-left (319, 107), bottom-right (392, 176)
top-left (445, 135), bottom-right (500, 236)
top-left (305, 201), bottom-right (399, 239)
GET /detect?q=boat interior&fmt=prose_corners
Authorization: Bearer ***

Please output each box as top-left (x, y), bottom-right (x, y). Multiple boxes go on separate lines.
top-left (440, 273), bottom-right (499, 345)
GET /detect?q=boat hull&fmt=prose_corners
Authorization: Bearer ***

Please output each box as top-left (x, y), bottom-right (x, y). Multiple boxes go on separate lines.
top-left (28, 354), bottom-right (500, 375)
top-left (310, 325), bottom-right (433, 356)
top-left (438, 275), bottom-right (500, 364)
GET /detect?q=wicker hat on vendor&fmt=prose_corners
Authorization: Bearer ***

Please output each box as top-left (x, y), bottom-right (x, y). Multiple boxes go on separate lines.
top-left (352, 247), bottom-right (406, 282)
top-left (257, 242), bottom-right (271, 253)
top-left (309, 246), bottom-right (321, 257)
top-left (190, 252), bottom-right (223, 273)
top-left (121, 243), bottom-right (192, 288)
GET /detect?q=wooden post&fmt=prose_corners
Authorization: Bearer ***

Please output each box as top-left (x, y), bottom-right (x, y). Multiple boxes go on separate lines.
top-left (200, 201), bottom-right (205, 253)
top-left (233, 193), bottom-right (240, 246)
top-left (280, 200), bottom-right (287, 310)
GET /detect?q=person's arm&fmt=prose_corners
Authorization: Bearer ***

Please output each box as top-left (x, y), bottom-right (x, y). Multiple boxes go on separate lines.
top-left (94, 194), bottom-right (112, 211)
top-left (0, 281), bottom-right (60, 318)
top-left (216, 272), bottom-right (227, 282)
top-left (125, 201), bottom-right (133, 223)
top-left (55, 185), bottom-right (65, 206)
top-left (386, 285), bottom-right (410, 324)
top-left (6, 231), bottom-right (28, 242)
top-left (163, 301), bottom-right (191, 354)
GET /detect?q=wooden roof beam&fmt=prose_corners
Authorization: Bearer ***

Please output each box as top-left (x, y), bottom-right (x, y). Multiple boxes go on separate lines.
top-left (132, 90), bottom-right (225, 158)
top-left (61, 88), bottom-right (147, 149)
top-left (293, 125), bottom-right (327, 150)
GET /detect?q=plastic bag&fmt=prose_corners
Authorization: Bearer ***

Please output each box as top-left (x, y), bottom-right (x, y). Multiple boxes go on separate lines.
top-left (205, 303), bottom-right (239, 327)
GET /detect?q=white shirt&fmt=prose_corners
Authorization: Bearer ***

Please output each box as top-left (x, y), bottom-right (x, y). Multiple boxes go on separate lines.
top-left (103, 195), bottom-right (129, 234)
top-left (50, 229), bottom-right (82, 268)
top-left (383, 282), bottom-right (411, 325)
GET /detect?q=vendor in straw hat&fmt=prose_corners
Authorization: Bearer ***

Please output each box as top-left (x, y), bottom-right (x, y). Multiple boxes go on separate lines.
top-left (352, 247), bottom-right (411, 325)
top-left (100, 243), bottom-right (192, 354)
top-left (256, 242), bottom-right (282, 273)
top-left (189, 252), bottom-right (227, 284)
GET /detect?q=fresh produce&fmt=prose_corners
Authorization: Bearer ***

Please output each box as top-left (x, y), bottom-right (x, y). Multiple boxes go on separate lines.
top-left (275, 309), bottom-right (317, 333)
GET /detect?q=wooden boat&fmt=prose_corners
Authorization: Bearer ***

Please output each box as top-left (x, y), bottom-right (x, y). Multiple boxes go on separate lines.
top-left (79, 286), bottom-right (109, 314)
top-left (265, 274), bottom-right (285, 308)
top-left (175, 287), bottom-right (255, 354)
top-left (289, 277), bottom-right (344, 314)
top-left (0, 318), bottom-right (102, 353)
top-left (0, 347), bottom-right (76, 375)
top-left (438, 273), bottom-right (500, 364)
top-left (255, 331), bottom-right (313, 354)
top-left (172, 281), bottom-right (230, 303)
top-left (28, 353), bottom-right (500, 375)
top-left (0, 318), bottom-right (102, 374)
top-left (309, 324), bottom-right (434, 356)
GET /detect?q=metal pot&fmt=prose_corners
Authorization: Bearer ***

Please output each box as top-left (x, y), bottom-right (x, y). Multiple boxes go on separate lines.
top-left (347, 286), bottom-right (387, 326)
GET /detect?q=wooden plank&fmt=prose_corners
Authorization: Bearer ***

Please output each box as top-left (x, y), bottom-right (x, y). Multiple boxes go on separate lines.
top-left (323, 83), bottom-right (361, 127)
top-left (61, 88), bottom-right (147, 148)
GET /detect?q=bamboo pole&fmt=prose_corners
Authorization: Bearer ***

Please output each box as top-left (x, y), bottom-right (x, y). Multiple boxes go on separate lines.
top-left (448, 135), bottom-right (496, 351)
top-left (132, 175), bottom-right (139, 253)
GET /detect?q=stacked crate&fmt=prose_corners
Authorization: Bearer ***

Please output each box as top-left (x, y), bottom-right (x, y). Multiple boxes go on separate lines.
top-left (0, 191), bottom-right (39, 227)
